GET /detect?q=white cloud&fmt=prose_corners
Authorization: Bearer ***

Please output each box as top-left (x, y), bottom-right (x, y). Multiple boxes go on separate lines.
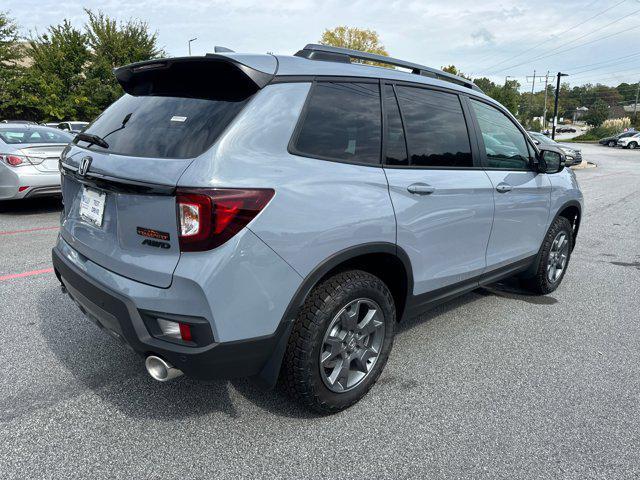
top-left (5, 0), bottom-right (640, 87)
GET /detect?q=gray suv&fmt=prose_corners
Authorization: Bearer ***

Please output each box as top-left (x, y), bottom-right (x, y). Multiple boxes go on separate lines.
top-left (52, 44), bottom-right (583, 413)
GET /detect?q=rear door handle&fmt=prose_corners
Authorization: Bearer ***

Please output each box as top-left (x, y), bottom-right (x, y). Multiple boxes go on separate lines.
top-left (495, 183), bottom-right (512, 193)
top-left (407, 183), bottom-right (435, 195)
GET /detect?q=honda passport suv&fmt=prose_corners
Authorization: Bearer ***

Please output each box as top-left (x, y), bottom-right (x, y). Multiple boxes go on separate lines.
top-left (53, 44), bottom-right (583, 413)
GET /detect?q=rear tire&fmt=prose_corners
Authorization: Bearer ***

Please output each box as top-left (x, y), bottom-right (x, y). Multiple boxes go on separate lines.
top-left (282, 270), bottom-right (395, 414)
top-left (608, 140), bottom-right (616, 147)
top-left (524, 216), bottom-right (573, 295)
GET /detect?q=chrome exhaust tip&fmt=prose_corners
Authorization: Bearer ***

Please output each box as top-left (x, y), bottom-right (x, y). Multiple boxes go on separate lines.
top-left (145, 355), bottom-right (183, 382)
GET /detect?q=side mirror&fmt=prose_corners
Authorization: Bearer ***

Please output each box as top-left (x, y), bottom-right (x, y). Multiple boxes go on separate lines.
top-left (537, 148), bottom-right (565, 174)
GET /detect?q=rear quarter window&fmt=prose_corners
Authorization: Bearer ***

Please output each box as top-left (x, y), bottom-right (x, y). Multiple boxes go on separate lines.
top-left (292, 82), bottom-right (381, 165)
top-left (75, 94), bottom-right (251, 159)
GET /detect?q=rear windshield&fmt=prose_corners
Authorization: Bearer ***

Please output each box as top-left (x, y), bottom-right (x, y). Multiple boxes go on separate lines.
top-left (0, 127), bottom-right (73, 144)
top-left (75, 94), bottom-right (251, 159)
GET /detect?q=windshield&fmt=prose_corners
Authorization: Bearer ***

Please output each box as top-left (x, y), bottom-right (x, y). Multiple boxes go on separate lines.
top-left (530, 132), bottom-right (555, 145)
top-left (0, 127), bottom-right (74, 144)
top-left (70, 122), bottom-right (88, 130)
top-left (75, 94), bottom-right (252, 159)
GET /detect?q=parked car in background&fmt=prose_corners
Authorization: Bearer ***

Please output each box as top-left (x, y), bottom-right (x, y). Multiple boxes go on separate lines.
top-left (1, 120), bottom-right (38, 125)
top-left (528, 131), bottom-right (582, 165)
top-left (599, 131), bottom-right (637, 147)
top-left (617, 132), bottom-right (640, 149)
top-left (57, 121), bottom-right (89, 134)
top-left (53, 45), bottom-right (582, 413)
top-left (0, 124), bottom-right (73, 200)
top-left (555, 126), bottom-right (576, 133)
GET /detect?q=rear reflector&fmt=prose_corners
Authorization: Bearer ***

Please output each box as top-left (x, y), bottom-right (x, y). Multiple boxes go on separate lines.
top-left (179, 323), bottom-right (192, 342)
top-left (18, 186), bottom-right (29, 192)
top-left (176, 188), bottom-right (274, 252)
top-left (157, 318), bottom-right (193, 342)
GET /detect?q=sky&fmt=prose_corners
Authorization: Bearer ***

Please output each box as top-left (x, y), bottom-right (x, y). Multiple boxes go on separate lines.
top-left (5, 0), bottom-right (640, 91)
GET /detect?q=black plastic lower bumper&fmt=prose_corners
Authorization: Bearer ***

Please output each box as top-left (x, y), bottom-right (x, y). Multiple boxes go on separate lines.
top-left (52, 247), bottom-right (289, 382)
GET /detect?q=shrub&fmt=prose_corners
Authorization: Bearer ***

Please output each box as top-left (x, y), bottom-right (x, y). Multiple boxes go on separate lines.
top-left (602, 117), bottom-right (631, 132)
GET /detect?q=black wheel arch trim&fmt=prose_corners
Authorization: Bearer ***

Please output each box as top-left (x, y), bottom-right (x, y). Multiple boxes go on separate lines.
top-left (553, 199), bottom-right (582, 247)
top-left (521, 200), bottom-right (581, 279)
top-left (256, 242), bottom-right (413, 388)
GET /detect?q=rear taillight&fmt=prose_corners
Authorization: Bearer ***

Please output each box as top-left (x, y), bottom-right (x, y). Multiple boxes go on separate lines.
top-left (1, 154), bottom-right (26, 166)
top-left (176, 188), bottom-right (274, 252)
top-left (0, 154), bottom-right (44, 167)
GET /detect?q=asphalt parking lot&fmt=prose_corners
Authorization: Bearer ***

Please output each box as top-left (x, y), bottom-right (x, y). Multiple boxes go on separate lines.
top-left (1, 143), bottom-right (639, 479)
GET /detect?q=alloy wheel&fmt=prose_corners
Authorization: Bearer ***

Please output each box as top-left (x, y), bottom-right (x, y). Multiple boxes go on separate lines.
top-left (319, 298), bottom-right (385, 393)
top-left (547, 231), bottom-right (569, 283)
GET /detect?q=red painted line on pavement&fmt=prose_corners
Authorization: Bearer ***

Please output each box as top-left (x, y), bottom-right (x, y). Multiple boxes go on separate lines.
top-left (0, 226), bottom-right (59, 236)
top-left (0, 268), bottom-right (54, 282)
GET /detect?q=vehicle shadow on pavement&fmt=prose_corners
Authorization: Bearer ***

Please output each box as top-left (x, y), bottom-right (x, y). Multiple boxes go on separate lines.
top-left (477, 278), bottom-right (558, 305)
top-left (397, 278), bottom-right (557, 336)
top-left (36, 286), bottom-right (315, 420)
top-left (0, 197), bottom-right (62, 215)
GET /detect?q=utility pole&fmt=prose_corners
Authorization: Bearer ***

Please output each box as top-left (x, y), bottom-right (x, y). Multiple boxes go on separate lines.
top-left (527, 71), bottom-right (551, 130)
top-left (552, 72), bottom-right (569, 140)
top-left (542, 71), bottom-right (550, 132)
top-left (528, 70), bottom-right (536, 123)
top-left (634, 78), bottom-right (639, 124)
top-left (188, 37), bottom-right (198, 56)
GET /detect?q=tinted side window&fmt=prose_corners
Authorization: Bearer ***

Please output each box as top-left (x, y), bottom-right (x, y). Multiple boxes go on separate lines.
top-left (384, 85), bottom-right (408, 166)
top-left (470, 99), bottom-right (531, 170)
top-left (395, 86), bottom-right (472, 168)
top-left (294, 82), bottom-right (381, 165)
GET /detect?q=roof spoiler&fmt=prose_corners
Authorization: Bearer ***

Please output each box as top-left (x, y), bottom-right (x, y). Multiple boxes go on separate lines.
top-left (295, 44), bottom-right (482, 93)
top-left (114, 55), bottom-right (274, 101)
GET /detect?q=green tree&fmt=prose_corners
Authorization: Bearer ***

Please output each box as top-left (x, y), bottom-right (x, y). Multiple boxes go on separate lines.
top-left (320, 26), bottom-right (388, 56)
top-left (585, 99), bottom-right (609, 127)
top-left (82, 9), bottom-right (164, 117)
top-left (0, 11), bottom-right (22, 119)
top-left (471, 77), bottom-right (521, 116)
top-left (320, 26), bottom-right (389, 66)
top-left (441, 65), bottom-right (471, 80)
top-left (0, 11), bottom-right (20, 65)
top-left (3, 20), bottom-right (90, 121)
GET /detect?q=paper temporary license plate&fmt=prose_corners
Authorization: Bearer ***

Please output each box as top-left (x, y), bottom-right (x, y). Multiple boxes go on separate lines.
top-left (79, 186), bottom-right (106, 227)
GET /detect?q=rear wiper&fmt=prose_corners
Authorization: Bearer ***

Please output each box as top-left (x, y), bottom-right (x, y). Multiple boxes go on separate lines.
top-left (76, 132), bottom-right (109, 149)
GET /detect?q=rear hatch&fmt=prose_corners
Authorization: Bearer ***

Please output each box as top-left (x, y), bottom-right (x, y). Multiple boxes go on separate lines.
top-left (59, 55), bottom-right (275, 288)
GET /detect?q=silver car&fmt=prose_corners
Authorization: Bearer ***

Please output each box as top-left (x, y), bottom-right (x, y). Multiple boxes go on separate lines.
top-left (0, 124), bottom-right (73, 200)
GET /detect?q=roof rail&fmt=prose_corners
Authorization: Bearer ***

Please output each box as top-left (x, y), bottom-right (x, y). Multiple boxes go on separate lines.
top-left (295, 44), bottom-right (482, 93)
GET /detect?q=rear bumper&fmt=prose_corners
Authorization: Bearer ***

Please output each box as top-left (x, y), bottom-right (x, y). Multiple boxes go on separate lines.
top-left (0, 165), bottom-right (61, 200)
top-left (52, 243), bottom-right (291, 381)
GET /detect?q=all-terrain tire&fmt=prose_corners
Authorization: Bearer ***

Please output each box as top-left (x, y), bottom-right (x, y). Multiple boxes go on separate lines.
top-left (524, 216), bottom-right (573, 295)
top-left (281, 270), bottom-right (395, 414)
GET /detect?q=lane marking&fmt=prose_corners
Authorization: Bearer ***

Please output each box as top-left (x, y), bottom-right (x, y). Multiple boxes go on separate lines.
top-left (0, 268), bottom-right (54, 282)
top-left (0, 226), bottom-right (59, 236)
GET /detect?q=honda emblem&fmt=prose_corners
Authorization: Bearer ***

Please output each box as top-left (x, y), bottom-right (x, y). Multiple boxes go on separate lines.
top-left (78, 156), bottom-right (92, 176)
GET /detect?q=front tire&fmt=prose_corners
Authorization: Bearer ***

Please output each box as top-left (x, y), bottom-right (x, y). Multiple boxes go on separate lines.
top-left (282, 270), bottom-right (395, 414)
top-left (628, 142), bottom-right (637, 150)
top-left (524, 216), bottom-right (573, 294)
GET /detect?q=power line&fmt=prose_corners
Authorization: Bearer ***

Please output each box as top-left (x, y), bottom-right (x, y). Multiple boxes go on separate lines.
top-left (570, 67), bottom-right (640, 82)
top-left (490, 21), bottom-right (640, 74)
top-left (563, 50), bottom-right (640, 72)
top-left (477, 0), bottom-right (626, 72)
